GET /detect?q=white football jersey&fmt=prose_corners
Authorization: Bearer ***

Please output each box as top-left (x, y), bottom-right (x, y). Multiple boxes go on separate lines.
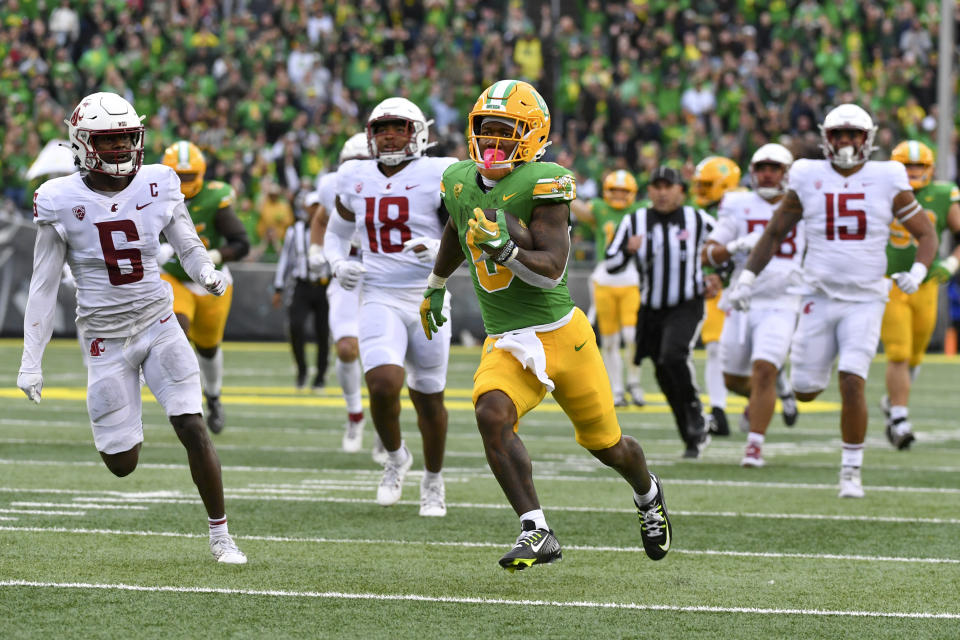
top-left (318, 170), bottom-right (362, 257)
top-left (336, 156), bottom-right (457, 291)
top-left (789, 159), bottom-right (911, 301)
top-left (712, 190), bottom-right (805, 306)
top-left (33, 165), bottom-right (183, 335)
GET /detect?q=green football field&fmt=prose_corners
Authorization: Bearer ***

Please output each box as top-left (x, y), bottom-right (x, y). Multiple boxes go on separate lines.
top-left (0, 337), bottom-right (958, 639)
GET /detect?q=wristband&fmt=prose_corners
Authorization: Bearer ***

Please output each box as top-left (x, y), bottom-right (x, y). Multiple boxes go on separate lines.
top-left (908, 262), bottom-right (928, 282)
top-left (736, 269), bottom-right (757, 287)
top-left (426, 272), bottom-right (448, 289)
top-left (943, 255), bottom-right (959, 275)
top-left (491, 239), bottom-right (519, 265)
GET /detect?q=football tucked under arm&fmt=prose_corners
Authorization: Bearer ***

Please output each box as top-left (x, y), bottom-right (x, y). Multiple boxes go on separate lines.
top-left (479, 208), bottom-right (533, 250)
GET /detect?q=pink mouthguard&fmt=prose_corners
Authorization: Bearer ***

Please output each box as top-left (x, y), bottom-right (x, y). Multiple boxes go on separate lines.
top-left (483, 148), bottom-right (507, 169)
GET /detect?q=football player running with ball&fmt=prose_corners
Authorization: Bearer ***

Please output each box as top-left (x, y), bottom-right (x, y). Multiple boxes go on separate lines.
top-left (421, 80), bottom-right (671, 571)
top-left (158, 141), bottom-right (250, 435)
top-left (18, 92), bottom-right (246, 563)
top-left (727, 104), bottom-right (937, 498)
top-left (324, 98), bottom-right (456, 517)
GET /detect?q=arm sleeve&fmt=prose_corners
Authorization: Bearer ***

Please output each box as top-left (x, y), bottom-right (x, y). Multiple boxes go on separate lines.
top-left (273, 226), bottom-right (295, 291)
top-left (214, 206), bottom-right (251, 261)
top-left (504, 256), bottom-right (567, 289)
top-left (162, 200), bottom-right (215, 283)
top-left (603, 212), bottom-right (636, 274)
top-left (323, 206), bottom-right (354, 268)
top-left (20, 224), bottom-right (67, 374)
top-left (709, 198), bottom-right (739, 244)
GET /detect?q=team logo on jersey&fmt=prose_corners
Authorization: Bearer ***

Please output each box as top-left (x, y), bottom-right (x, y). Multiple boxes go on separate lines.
top-left (555, 174), bottom-right (575, 199)
top-left (803, 301), bottom-right (815, 314)
top-left (89, 338), bottom-right (105, 357)
top-left (453, 183), bottom-right (463, 199)
top-left (354, 182), bottom-right (363, 193)
top-left (111, 203), bottom-right (118, 212)
top-left (72, 205), bottom-right (86, 221)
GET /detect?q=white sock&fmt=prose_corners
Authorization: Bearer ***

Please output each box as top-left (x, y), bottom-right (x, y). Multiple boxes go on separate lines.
top-left (519, 509), bottom-right (548, 531)
top-left (622, 326), bottom-right (640, 386)
top-left (208, 515), bottom-right (228, 539)
top-left (633, 473), bottom-right (658, 506)
top-left (387, 441), bottom-right (409, 465)
top-left (337, 358), bottom-right (363, 414)
top-left (601, 334), bottom-right (623, 396)
top-left (890, 405), bottom-right (908, 421)
top-left (841, 443), bottom-right (864, 468)
top-left (775, 367), bottom-right (792, 397)
top-left (198, 348), bottom-right (223, 397)
top-left (747, 431), bottom-right (765, 446)
top-left (705, 342), bottom-right (726, 409)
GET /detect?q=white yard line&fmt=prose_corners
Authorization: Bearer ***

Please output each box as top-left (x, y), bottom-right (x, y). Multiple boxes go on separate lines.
top-left (12, 502), bottom-right (148, 511)
top-left (0, 579), bottom-right (957, 619)
top-left (0, 525), bottom-right (956, 566)
top-left (0, 509), bottom-right (85, 516)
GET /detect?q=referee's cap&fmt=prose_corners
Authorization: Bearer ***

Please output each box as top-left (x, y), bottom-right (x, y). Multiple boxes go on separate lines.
top-left (649, 166), bottom-right (686, 188)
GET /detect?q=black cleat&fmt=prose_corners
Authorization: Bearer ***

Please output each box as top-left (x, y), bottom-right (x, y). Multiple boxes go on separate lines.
top-left (780, 393), bottom-right (798, 427)
top-left (886, 418), bottom-right (915, 450)
top-left (627, 384), bottom-right (646, 407)
top-left (498, 520), bottom-right (562, 572)
top-left (708, 406), bottom-right (729, 436)
top-left (205, 394), bottom-right (225, 434)
top-left (636, 473), bottom-right (672, 560)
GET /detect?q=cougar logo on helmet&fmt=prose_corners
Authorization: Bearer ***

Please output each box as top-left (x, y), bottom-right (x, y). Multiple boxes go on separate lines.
top-left (64, 92), bottom-right (145, 178)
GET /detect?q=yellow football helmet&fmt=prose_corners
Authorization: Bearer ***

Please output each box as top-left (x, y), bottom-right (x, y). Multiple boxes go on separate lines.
top-left (692, 156), bottom-right (741, 208)
top-left (891, 140), bottom-right (935, 190)
top-left (468, 79), bottom-right (551, 180)
top-left (162, 140), bottom-right (207, 199)
top-left (602, 170), bottom-right (638, 209)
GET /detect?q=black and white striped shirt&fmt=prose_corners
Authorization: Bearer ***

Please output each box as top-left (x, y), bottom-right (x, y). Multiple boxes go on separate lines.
top-left (273, 219), bottom-right (311, 291)
top-left (604, 205), bottom-right (715, 310)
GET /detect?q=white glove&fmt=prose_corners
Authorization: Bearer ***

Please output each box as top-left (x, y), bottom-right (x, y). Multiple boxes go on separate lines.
top-left (207, 249), bottom-right (223, 266)
top-left (199, 265), bottom-right (227, 296)
top-left (725, 230), bottom-right (763, 255)
top-left (308, 244), bottom-right (330, 280)
top-left (334, 260), bottom-right (366, 290)
top-left (402, 236), bottom-right (441, 264)
top-left (726, 270), bottom-right (757, 312)
top-left (17, 371), bottom-right (43, 404)
top-left (892, 262), bottom-right (927, 295)
top-left (156, 243), bottom-right (176, 265)
top-left (60, 263), bottom-right (76, 289)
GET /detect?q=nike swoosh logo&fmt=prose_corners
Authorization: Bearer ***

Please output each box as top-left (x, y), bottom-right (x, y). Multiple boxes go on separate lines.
top-left (405, 185), bottom-right (419, 190)
top-left (160, 314), bottom-right (173, 323)
top-left (574, 340), bottom-right (587, 351)
top-left (659, 520), bottom-right (671, 552)
top-left (136, 202), bottom-right (152, 210)
top-left (530, 535), bottom-right (549, 553)
top-left (502, 192), bottom-right (518, 201)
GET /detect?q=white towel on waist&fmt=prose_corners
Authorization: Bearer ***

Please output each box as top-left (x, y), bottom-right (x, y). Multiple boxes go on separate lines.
top-left (494, 330), bottom-right (555, 392)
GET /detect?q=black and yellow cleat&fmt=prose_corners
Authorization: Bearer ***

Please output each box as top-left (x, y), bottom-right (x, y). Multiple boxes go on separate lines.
top-left (205, 394), bottom-right (225, 434)
top-left (636, 473), bottom-right (672, 561)
top-left (498, 520), bottom-right (562, 572)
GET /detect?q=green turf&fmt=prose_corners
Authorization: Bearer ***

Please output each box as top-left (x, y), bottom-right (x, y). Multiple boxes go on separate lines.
top-left (0, 338), bottom-right (958, 639)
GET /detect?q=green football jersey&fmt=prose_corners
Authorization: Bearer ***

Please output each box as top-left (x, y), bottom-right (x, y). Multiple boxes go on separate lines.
top-left (163, 180), bottom-right (235, 281)
top-left (589, 198), bottom-right (633, 263)
top-left (886, 181), bottom-right (959, 278)
top-left (441, 160), bottom-right (576, 334)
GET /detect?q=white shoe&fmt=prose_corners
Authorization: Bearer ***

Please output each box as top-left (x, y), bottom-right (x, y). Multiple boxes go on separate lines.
top-left (740, 442), bottom-right (764, 468)
top-left (627, 383), bottom-right (645, 407)
top-left (341, 417), bottom-right (364, 453)
top-left (376, 446), bottom-right (413, 506)
top-left (838, 467), bottom-right (864, 498)
top-left (371, 433), bottom-right (388, 465)
top-left (210, 534), bottom-right (247, 564)
top-left (886, 418), bottom-right (915, 450)
top-left (419, 474), bottom-right (446, 517)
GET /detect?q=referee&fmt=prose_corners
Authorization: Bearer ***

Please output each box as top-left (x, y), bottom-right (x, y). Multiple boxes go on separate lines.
top-left (605, 166), bottom-right (715, 458)
top-left (272, 191), bottom-right (330, 391)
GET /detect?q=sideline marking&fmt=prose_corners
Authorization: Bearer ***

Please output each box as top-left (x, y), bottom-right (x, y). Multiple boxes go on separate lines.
top-left (0, 579), bottom-right (957, 619)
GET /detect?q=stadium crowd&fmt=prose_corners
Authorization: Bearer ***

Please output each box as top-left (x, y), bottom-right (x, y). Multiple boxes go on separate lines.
top-left (1, 0), bottom-right (957, 259)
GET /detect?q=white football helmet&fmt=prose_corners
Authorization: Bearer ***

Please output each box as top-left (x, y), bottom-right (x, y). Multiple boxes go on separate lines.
top-left (749, 143), bottom-right (793, 200)
top-left (64, 92), bottom-right (145, 177)
top-left (818, 104), bottom-right (876, 169)
top-left (366, 97), bottom-right (433, 166)
top-left (339, 132), bottom-right (371, 164)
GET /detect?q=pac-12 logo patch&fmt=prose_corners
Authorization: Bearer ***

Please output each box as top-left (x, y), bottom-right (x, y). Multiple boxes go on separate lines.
top-left (72, 205), bottom-right (86, 220)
